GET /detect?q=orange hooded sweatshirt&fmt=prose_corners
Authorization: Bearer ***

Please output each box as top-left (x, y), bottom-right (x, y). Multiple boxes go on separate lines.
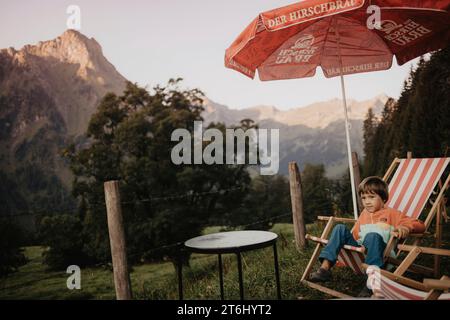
top-left (351, 207), bottom-right (425, 242)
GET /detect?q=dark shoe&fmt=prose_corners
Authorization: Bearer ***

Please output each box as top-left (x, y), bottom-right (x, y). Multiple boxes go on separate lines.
top-left (357, 286), bottom-right (373, 298)
top-left (309, 268), bottom-right (332, 282)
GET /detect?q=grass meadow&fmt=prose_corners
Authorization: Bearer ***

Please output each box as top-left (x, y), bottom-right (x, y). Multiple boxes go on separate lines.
top-left (1, 220), bottom-right (449, 300)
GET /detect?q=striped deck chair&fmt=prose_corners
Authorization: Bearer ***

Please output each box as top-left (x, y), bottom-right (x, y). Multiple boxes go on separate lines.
top-left (368, 272), bottom-right (450, 300)
top-left (363, 245), bottom-right (450, 300)
top-left (301, 157), bottom-right (450, 298)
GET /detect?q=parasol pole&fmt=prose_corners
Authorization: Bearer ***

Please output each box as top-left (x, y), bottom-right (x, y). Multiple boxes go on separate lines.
top-left (334, 18), bottom-right (359, 220)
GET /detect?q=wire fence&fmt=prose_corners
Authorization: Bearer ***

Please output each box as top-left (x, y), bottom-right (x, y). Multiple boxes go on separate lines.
top-left (1, 176), bottom-right (354, 219)
top-left (0, 185), bottom-right (248, 218)
top-left (0, 207), bottom-right (297, 296)
top-left (0, 183), bottom-right (298, 267)
top-left (0, 170), bottom-right (396, 280)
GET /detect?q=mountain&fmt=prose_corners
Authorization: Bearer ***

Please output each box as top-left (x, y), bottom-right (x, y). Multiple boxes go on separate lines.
top-left (0, 30), bottom-right (127, 218)
top-left (1, 30), bottom-right (126, 136)
top-left (202, 95), bottom-right (388, 177)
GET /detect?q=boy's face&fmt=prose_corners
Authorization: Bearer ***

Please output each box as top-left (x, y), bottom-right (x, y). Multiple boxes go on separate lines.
top-left (361, 192), bottom-right (385, 213)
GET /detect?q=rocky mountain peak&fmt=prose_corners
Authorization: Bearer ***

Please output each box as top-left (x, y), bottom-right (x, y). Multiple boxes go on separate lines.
top-left (18, 30), bottom-right (105, 80)
top-left (0, 30), bottom-right (127, 136)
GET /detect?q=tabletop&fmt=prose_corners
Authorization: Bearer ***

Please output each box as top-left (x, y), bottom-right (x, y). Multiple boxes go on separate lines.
top-left (184, 230), bottom-right (278, 254)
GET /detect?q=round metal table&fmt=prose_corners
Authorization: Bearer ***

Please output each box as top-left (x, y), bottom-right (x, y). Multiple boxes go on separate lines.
top-left (178, 230), bottom-right (281, 300)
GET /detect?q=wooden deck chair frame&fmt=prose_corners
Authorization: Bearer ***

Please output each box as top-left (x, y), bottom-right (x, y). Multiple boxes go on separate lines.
top-left (382, 157), bottom-right (450, 275)
top-left (362, 244), bottom-right (450, 300)
top-left (301, 157), bottom-right (450, 298)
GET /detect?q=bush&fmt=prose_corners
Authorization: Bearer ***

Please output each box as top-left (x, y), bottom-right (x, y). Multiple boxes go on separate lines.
top-left (0, 220), bottom-right (27, 277)
top-left (38, 214), bottom-right (90, 270)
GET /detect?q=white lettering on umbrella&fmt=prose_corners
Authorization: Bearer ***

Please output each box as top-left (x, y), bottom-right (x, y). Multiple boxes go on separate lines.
top-left (268, 15), bottom-right (287, 29)
top-left (326, 61), bottom-right (390, 76)
top-left (275, 35), bottom-right (318, 64)
top-left (381, 19), bottom-right (432, 46)
top-left (266, 0), bottom-right (363, 29)
top-left (228, 59), bottom-right (254, 78)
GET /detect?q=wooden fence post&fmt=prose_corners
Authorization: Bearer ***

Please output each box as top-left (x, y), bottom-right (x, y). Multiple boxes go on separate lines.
top-left (104, 180), bottom-right (133, 300)
top-left (288, 162), bottom-right (307, 250)
top-left (352, 152), bottom-right (362, 212)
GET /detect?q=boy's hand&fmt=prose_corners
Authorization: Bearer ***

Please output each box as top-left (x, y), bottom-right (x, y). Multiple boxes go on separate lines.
top-left (394, 226), bottom-right (410, 239)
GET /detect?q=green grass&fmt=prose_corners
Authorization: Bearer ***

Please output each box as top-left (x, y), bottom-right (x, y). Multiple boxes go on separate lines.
top-left (0, 246), bottom-right (115, 300)
top-left (1, 221), bottom-right (449, 300)
top-left (134, 222), bottom-right (346, 300)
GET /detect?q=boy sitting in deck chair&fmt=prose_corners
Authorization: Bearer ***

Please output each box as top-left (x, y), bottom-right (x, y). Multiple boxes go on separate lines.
top-left (309, 176), bottom-right (425, 283)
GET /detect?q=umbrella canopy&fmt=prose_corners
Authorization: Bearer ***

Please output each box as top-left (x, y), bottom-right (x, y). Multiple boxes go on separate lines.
top-left (225, 0), bottom-right (450, 219)
top-left (225, 0), bottom-right (450, 80)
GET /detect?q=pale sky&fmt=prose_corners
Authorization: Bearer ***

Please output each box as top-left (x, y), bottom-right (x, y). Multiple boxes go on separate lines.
top-left (0, 0), bottom-right (421, 110)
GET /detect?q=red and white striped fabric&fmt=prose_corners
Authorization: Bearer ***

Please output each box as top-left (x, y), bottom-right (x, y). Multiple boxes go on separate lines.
top-left (367, 270), bottom-right (450, 300)
top-left (386, 158), bottom-right (450, 219)
top-left (307, 235), bottom-right (366, 274)
top-left (337, 249), bottom-right (365, 275)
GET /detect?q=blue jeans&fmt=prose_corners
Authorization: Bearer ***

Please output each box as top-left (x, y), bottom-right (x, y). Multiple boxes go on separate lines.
top-left (319, 224), bottom-right (386, 268)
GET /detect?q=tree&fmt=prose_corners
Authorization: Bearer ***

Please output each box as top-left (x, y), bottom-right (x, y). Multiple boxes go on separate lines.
top-left (362, 108), bottom-right (377, 176)
top-left (56, 80), bottom-right (251, 268)
top-left (363, 46), bottom-right (450, 176)
top-left (300, 163), bottom-right (333, 223)
top-left (0, 220), bottom-right (27, 277)
top-left (219, 174), bottom-right (291, 230)
top-left (38, 214), bottom-right (89, 270)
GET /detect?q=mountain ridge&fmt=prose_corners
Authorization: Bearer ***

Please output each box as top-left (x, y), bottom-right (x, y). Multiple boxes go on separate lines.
top-left (202, 94), bottom-right (387, 129)
top-left (201, 94), bottom-right (387, 177)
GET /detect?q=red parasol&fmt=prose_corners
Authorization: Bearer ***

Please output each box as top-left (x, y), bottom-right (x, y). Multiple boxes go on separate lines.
top-left (225, 0), bottom-right (450, 218)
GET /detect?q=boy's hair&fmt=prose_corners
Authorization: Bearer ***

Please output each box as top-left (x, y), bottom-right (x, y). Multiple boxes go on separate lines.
top-left (358, 176), bottom-right (389, 202)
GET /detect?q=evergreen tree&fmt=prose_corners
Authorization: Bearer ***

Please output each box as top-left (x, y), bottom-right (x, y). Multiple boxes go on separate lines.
top-left (362, 108), bottom-right (377, 176)
top-left (300, 163), bottom-right (334, 223)
top-left (363, 46), bottom-right (450, 176)
top-left (332, 170), bottom-right (353, 217)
